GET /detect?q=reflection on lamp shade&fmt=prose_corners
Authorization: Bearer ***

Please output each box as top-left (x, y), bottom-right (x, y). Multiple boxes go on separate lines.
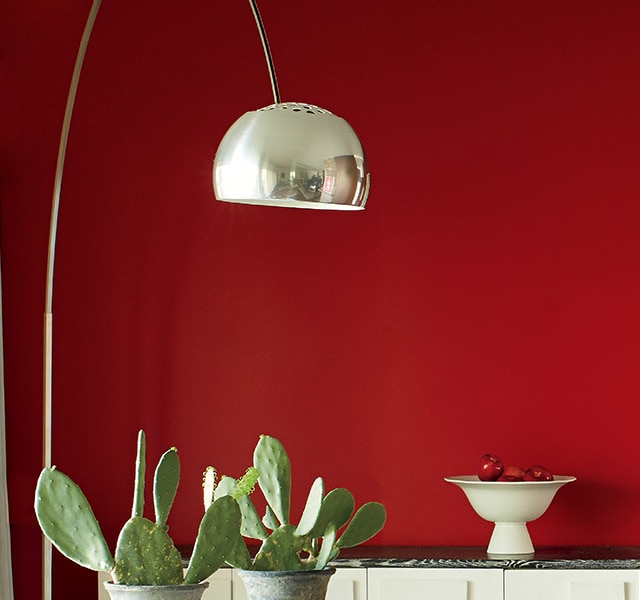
top-left (213, 103), bottom-right (369, 210)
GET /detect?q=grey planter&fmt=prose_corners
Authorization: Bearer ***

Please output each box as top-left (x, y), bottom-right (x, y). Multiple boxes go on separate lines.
top-left (238, 568), bottom-right (336, 600)
top-left (103, 582), bottom-right (209, 600)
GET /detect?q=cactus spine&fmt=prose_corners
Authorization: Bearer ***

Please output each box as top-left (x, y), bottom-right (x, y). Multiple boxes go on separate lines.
top-left (226, 434), bottom-right (387, 571)
top-left (34, 430), bottom-right (244, 586)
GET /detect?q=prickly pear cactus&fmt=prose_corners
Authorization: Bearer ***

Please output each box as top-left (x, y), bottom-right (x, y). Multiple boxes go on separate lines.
top-left (230, 434), bottom-right (387, 571)
top-left (34, 467), bottom-right (115, 573)
top-left (200, 468), bottom-right (262, 571)
top-left (34, 429), bottom-right (244, 587)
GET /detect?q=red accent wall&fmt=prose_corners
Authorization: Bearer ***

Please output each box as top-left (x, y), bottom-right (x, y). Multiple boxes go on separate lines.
top-left (2, 0), bottom-right (640, 597)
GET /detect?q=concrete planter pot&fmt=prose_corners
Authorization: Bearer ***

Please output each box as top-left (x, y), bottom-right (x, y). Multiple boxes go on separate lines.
top-left (103, 582), bottom-right (209, 600)
top-left (238, 568), bottom-right (336, 600)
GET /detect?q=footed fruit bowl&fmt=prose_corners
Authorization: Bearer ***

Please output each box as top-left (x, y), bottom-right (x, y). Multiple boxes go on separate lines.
top-left (444, 475), bottom-right (576, 556)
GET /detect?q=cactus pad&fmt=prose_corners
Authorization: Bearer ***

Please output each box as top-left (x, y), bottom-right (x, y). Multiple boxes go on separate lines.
top-left (295, 477), bottom-right (324, 537)
top-left (307, 487), bottom-right (354, 539)
top-left (253, 525), bottom-right (306, 571)
top-left (154, 447), bottom-right (180, 528)
top-left (254, 435), bottom-right (291, 526)
top-left (315, 525), bottom-right (336, 570)
top-left (113, 516), bottom-right (183, 585)
top-left (35, 467), bottom-right (115, 573)
top-left (132, 430), bottom-right (146, 519)
top-left (335, 501), bottom-right (387, 549)
top-left (184, 495), bottom-right (242, 584)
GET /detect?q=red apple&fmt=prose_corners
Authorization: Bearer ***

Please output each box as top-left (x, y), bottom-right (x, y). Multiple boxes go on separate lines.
top-left (524, 465), bottom-right (554, 481)
top-left (498, 465), bottom-right (525, 481)
top-left (477, 453), bottom-right (504, 481)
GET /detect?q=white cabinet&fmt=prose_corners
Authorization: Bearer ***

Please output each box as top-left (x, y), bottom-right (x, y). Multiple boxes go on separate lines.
top-left (98, 564), bottom-right (640, 600)
top-left (231, 568), bottom-right (367, 600)
top-left (504, 569), bottom-right (640, 600)
top-left (368, 567), bottom-right (503, 600)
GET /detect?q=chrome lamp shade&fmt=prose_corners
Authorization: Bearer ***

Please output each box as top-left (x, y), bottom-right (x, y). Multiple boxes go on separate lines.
top-left (214, 102), bottom-right (369, 210)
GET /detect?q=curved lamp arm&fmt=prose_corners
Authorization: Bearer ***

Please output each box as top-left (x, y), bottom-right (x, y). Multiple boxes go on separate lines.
top-left (43, 3), bottom-right (102, 600)
top-left (248, 0), bottom-right (281, 104)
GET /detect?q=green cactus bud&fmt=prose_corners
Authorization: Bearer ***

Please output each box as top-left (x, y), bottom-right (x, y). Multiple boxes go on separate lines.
top-left (233, 467), bottom-right (259, 499)
top-left (35, 467), bottom-right (115, 573)
top-left (307, 488), bottom-right (354, 539)
top-left (154, 447), bottom-right (179, 528)
top-left (184, 495), bottom-right (242, 584)
top-left (132, 430), bottom-right (146, 519)
top-left (295, 477), bottom-right (324, 537)
top-left (335, 501), bottom-right (387, 549)
top-left (254, 435), bottom-right (291, 526)
top-left (113, 516), bottom-right (183, 585)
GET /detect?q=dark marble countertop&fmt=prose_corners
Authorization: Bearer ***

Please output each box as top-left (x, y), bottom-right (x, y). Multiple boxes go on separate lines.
top-left (330, 546), bottom-right (640, 570)
top-left (180, 545), bottom-right (640, 570)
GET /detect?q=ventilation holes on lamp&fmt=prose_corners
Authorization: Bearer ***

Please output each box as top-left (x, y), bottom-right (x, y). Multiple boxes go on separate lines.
top-left (259, 102), bottom-right (332, 115)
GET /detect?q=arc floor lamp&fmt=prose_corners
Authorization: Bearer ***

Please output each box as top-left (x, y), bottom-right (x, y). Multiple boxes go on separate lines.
top-left (42, 0), bottom-right (370, 598)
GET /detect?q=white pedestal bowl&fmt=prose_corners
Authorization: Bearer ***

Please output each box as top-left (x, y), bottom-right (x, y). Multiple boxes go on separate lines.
top-left (444, 475), bottom-right (576, 556)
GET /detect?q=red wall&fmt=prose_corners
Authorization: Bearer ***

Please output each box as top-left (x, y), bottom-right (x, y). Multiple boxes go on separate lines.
top-left (2, 0), bottom-right (640, 598)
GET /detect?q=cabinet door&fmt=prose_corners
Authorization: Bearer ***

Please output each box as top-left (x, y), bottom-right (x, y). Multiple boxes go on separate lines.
top-left (505, 569), bottom-right (640, 600)
top-left (201, 569), bottom-right (233, 600)
top-left (368, 567), bottom-right (503, 600)
top-left (327, 568), bottom-right (367, 600)
top-left (231, 568), bottom-right (367, 600)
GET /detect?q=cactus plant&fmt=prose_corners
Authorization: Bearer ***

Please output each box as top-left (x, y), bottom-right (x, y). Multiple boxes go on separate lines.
top-left (34, 430), bottom-right (247, 587)
top-left (216, 435), bottom-right (387, 571)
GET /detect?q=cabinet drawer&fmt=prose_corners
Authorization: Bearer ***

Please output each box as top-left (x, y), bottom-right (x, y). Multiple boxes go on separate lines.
top-left (368, 567), bottom-right (503, 600)
top-left (504, 569), bottom-right (640, 600)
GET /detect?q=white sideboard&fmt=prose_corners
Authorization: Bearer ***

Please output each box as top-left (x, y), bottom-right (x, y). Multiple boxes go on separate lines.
top-left (97, 547), bottom-right (640, 600)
